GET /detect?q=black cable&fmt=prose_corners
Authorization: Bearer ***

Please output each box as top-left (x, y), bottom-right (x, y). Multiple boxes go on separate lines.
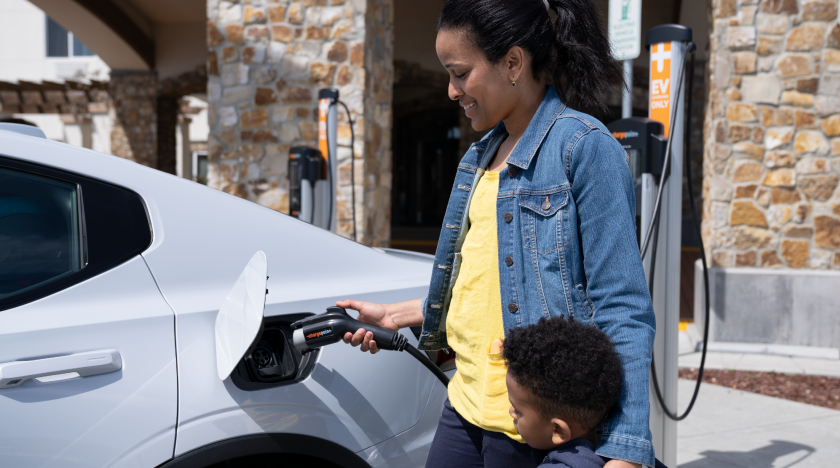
top-left (404, 343), bottom-right (450, 387)
top-left (337, 101), bottom-right (358, 242)
top-left (645, 44), bottom-right (711, 421)
top-left (639, 46), bottom-right (692, 261)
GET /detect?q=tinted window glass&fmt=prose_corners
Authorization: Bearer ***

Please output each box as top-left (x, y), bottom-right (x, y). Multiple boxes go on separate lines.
top-left (72, 36), bottom-right (94, 57)
top-left (46, 17), bottom-right (68, 57)
top-left (0, 157), bottom-right (151, 311)
top-left (0, 167), bottom-right (82, 300)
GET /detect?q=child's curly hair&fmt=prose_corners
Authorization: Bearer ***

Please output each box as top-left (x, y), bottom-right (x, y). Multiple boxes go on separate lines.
top-left (502, 316), bottom-right (623, 430)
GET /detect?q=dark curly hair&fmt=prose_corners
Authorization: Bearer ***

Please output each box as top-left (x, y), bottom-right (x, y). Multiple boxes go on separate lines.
top-left (438, 0), bottom-right (624, 116)
top-left (502, 316), bottom-right (623, 430)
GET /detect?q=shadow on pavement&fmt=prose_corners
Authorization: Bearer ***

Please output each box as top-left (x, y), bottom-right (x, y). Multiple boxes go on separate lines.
top-left (680, 440), bottom-right (815, 468)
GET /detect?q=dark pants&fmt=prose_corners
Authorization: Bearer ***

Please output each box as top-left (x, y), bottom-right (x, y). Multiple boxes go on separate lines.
top-left (425, 399), bottom-right (550, 468)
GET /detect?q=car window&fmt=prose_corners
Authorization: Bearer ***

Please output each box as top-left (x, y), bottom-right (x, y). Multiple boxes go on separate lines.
top-left (0, 167), bottom-right (83, 301)
top-left (0, 156), bottom-right (151, 311)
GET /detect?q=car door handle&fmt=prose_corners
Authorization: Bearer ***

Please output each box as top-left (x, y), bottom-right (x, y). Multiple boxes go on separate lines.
top-left (0, 349), bottom-right (122, 389)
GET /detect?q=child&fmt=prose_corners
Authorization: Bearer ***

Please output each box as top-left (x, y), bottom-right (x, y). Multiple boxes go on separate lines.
top-left (502, 316), bottom-right (623, 468)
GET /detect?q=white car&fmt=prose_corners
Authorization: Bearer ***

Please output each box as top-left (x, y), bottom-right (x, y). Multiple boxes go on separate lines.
top-left (0, 123), bottom-right (448, 468)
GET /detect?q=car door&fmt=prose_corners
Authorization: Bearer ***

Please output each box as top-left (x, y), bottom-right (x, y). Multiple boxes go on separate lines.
top-left (0, 157), bottom-right (178, 468)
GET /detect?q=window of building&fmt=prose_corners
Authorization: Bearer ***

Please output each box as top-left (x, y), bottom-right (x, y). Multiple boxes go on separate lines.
top-left (193, 151), bottom-right (209, 185)
top-left (46, 17), bottom-right (94, 58)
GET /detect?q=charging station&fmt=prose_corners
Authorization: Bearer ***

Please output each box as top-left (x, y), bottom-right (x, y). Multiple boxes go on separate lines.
top-left (288, 88), bottom-right (341, 232)
top-left (608, 24), bottom-right (694, 467)
top-left (288, 146), bottom-right (325, 226)
top-left (288, 88), bottom-right (358, 240)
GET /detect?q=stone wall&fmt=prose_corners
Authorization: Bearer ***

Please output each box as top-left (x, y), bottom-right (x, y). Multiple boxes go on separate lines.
top-left (109, 71), bottom-right (158, 168)
top-left (205, 0), bottom-right (391, 246)
top-left (704, 0), bottom-right (840, 270)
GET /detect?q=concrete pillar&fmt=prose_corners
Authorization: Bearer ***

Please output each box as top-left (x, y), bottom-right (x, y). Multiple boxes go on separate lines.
top-left (109, 71), bottom-right (158, 168)
top-left (177, 116), bottom-right (194, 179)
top-left (205, 0), bottom-right (393, 246)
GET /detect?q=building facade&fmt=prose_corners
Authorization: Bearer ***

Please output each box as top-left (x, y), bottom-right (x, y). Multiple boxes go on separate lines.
top-left (702, 0), bottom-right (840, 348)
top-left (2, 0), bottom-right (838, 348)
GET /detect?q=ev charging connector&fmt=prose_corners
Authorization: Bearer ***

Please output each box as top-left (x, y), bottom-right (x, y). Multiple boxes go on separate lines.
top-left (607, 118), bottom-right (667, 245)
top-left (291, 307), bottom-right (450, 387)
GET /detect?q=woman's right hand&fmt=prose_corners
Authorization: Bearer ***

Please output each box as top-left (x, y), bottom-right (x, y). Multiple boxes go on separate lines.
top-left (336, 299), bottom-right (396, 355)
top-left (336, 298), bottom-right (424, 355)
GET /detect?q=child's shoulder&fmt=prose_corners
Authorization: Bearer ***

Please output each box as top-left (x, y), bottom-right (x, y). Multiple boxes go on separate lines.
top-left (538, 438), bottom-right (605, 468)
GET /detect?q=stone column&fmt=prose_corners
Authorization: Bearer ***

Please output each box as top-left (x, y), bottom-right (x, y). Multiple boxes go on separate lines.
top-left (109, 71), bottom-right (158, 168)
top-left (703, 0), bottom-right (840, 270)
top-left (360, 0), bottom-right (393, 247)
top-left (205, 0), bottom-right (392, 246)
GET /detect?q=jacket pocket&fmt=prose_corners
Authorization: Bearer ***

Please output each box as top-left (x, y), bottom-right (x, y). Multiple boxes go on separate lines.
top-left (518, 188), bottom-right (569, 253)
top-left (572, 282), bottom-right (596, 325)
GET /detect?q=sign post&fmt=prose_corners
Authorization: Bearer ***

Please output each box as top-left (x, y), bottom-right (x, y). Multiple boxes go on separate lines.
top-left (609, 0), bottom-right (642, 118)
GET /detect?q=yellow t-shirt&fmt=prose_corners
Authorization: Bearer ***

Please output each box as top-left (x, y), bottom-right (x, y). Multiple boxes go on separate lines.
top-left (446, 170), bottom-right (521, 441)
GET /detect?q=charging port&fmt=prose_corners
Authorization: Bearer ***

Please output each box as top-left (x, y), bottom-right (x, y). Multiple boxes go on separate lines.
top-left (230, 314), bottom-right (319, 391)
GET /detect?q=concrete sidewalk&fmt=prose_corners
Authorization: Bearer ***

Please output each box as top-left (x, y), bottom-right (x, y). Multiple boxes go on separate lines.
top-left (678, 351), bottom-right (840, 378)
top-left (676, 377), bottom-right (840, 467)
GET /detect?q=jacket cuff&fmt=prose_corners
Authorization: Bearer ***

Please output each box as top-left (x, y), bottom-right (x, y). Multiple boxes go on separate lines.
top-left (595, 433), bottom-right (656, 467)
top-left (420, 296), bottom-right (428, 317)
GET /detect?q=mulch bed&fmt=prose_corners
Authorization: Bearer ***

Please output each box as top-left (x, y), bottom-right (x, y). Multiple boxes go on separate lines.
top-left (679, 368), bottom-right (840, 411)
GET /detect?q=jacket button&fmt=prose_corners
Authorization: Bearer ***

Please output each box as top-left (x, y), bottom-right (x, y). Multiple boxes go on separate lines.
top-left (508, 303), bottom-right (518, 313)
top-left (541, 198), bottom-right (552, 211)
top-left (505, 256), bottom-right (513, 267)
top-left (507, 166), bottom-right (518, 178)
top-left (504, 212), bottom-right (513, 223)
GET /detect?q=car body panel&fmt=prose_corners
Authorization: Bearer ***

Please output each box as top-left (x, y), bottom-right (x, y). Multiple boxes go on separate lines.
top-left (0, 256), bottom-right (177, 468)
top-left (358, 370), bottom-right (452, 468)
top-left (0, 130), bottom-right (443, 467)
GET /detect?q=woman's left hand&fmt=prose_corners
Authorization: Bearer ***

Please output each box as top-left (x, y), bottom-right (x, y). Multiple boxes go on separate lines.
top-left (603, 460), bottom-right (642, 468)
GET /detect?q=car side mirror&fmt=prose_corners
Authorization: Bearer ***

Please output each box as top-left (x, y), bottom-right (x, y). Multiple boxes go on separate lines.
top-left (215, 251), bottom-right (267, 380)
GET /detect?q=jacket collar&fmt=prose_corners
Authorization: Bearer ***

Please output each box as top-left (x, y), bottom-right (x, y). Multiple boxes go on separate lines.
top-left (481, 85), bottom-right (567, 171)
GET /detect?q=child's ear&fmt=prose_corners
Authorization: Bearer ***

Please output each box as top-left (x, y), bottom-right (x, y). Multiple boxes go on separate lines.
top-left (550, 418), bottom-right (573, 446)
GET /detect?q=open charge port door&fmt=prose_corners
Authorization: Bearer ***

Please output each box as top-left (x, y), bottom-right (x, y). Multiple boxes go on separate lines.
top-left (214, 251), bottom-right (318, 391)
top-left (229, 315), bottom-right (319, 391)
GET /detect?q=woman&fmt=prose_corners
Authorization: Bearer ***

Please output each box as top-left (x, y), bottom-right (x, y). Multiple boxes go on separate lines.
top-left (338, 0), bottom-right (656, 467)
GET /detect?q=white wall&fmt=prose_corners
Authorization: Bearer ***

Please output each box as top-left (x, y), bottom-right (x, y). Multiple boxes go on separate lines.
top-left (1, 0), bottom-right (111, 150)
top-left (0, 0), bottom-right (110, 83)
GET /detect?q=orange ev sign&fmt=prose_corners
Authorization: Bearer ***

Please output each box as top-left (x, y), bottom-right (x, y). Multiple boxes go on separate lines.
top-left (649, 42), bottom-right (672, 137)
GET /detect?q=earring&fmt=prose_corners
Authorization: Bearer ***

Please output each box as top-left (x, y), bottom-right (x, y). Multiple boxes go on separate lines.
top-left (512, 81), bottom-right (517, 87)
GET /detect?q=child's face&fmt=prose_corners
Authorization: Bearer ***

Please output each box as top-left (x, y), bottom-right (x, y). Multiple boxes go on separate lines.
top-left (506, 373), bottom-right (569, 450)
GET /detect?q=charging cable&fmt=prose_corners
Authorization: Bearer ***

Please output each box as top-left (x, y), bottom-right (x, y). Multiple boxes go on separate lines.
top-left (642, 43), bottom-right (711, 421)
top-left (337, 101), bottom-right (358, 242)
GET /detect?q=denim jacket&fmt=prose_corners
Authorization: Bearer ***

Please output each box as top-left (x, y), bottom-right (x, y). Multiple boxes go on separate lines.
top-left (418, 86), bottom-right (656, 466)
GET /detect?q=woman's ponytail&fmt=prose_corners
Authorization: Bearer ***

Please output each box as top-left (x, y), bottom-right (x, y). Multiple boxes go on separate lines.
top-left (547, 0), bottom-right (624, 115)
top-left (439, 0), bottom-right (623, 116)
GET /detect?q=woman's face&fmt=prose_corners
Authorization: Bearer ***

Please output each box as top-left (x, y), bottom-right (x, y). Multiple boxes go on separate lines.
top-left (436, 28), bottom-right (517, 132)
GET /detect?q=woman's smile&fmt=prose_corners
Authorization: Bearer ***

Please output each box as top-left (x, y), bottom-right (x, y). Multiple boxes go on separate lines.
top-left (462, 101), bottom-right (477, 117)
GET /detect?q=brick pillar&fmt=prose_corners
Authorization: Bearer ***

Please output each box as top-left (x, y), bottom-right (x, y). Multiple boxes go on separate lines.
top-left (703, 0), bottom-right (840, 270)
top-left (205, 0), bottom-right (393, 246)
top-left (361, 0), bottom-right (394, 247)
top-left (109, 71), bottom-right (158, 168)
